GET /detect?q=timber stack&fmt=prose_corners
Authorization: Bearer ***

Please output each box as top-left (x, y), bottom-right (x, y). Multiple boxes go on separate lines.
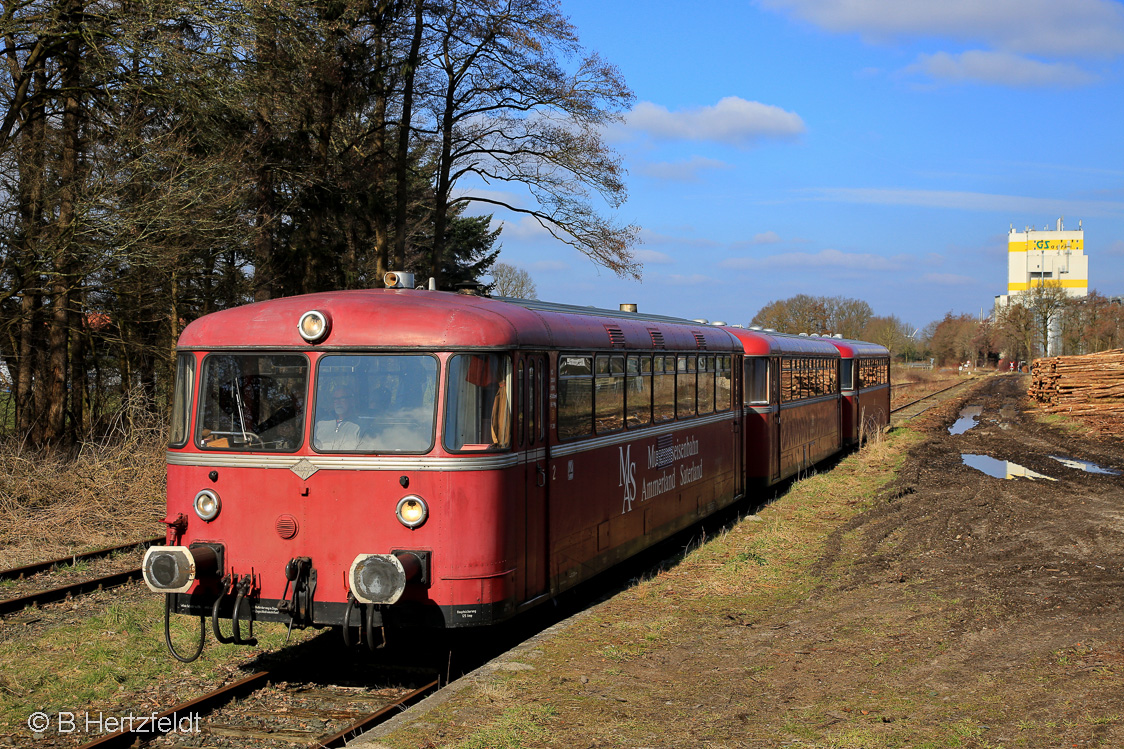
top-left (1029, 349), bottom-right (1124, 423)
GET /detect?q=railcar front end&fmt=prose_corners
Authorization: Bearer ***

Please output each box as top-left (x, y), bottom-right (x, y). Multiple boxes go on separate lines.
top-left (143, 291), bottom-right (545, 660)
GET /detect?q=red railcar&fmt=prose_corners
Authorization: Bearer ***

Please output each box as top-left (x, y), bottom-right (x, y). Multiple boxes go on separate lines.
top-left (724, 329), bottom-right (843, 486)
top-left (142, 288), bottom-right (888, 658)
top-left (827, 339), bottom-right (891, 446)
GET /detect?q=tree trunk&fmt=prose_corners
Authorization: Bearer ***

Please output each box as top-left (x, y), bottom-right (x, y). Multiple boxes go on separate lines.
top-left (392, 0), bottom-right (424, 272)
top-left (45, 0), bottom-right (84, 444)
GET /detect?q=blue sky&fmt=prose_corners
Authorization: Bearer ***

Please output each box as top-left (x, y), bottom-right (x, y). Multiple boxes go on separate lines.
top-left (474, 0), bottom-right (1124, 332)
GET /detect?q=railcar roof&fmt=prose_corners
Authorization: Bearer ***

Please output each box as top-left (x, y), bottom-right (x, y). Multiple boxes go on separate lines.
top-left (824, 338), bottom-right (891, 358)
top-left (177, 290), bottom-right (741, 352)
top-left (721, 326), bottom-right (843, 357)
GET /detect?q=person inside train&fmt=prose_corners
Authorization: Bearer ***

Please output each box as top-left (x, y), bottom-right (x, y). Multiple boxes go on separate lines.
top-left (314, 386), bottom-right (361, 450)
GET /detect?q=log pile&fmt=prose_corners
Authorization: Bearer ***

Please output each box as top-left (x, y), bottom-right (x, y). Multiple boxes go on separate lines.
top-left (1029, 350), bottom-right (1124, 426)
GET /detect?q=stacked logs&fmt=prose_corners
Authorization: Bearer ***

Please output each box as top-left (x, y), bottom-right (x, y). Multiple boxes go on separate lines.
top-left (1029, 349), bottom-right (1124, 423)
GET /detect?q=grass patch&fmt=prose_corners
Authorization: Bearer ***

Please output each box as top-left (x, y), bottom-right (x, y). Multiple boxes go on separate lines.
top-left (377, 428), bottom-right (924, 749)
top-left (0, 592), bottom-right (315, 737)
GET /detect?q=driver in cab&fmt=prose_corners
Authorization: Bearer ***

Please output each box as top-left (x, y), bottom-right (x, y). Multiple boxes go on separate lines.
top-left (315, 387), bottom-right (361, 450)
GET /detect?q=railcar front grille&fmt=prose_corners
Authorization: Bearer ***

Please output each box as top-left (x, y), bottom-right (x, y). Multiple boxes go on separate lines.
top-left (276, 514), bottom-right (299, 540)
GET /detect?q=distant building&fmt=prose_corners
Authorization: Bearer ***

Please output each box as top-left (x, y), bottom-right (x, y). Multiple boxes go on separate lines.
top-left (995, 218), bottom-right (1088, 310)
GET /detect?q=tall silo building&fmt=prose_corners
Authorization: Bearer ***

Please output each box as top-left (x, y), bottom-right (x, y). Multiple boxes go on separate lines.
top-left (995, 218), bottom-right (1088, 309)
top-left (994, 218), bottom-right (1088, 356)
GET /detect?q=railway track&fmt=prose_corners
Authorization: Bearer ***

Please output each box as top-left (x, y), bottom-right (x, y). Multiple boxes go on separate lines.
top-left (0, 536), bottom-right (161, 617)
top-left (72, 667), bottom-right (440, 748)
top-left (890, 375), bottom-right (983, 424)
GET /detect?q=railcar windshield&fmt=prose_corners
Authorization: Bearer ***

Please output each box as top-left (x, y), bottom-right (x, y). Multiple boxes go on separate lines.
top-left (313, 354), bottom-right (438, 453)
top-left (196, 354), bottom-right (308, 451)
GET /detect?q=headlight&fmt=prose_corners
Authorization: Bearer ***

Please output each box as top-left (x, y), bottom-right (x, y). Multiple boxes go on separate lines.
top-left (395, 495), bottom-right (428, 529)
top-left (297, 310), bottom-right (330, 342)
top-left (194, 489), bottom-right (221, 522)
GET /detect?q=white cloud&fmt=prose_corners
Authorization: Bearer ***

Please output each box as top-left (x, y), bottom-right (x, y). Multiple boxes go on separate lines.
top-left (720, 248), bottom-right (907, 272)
top-left (921, 272), bottom-right (980, 286)
top-left (1106, 239), bottom-right (1124, 257)
top-left (499, 216), bottom-right (555, 242)
top-left (757, 0), bottom-right (1124, 58)
top-left (635, 156), bottom-right (730, 181)
top-left (802, 187), bottom-right (1124, 218)
top-left (633, 249), bottom-right (675, 265)
top-left (906, 50), bottom-right (1096, 87)
top-left (639, 228), bottom-right (722, 249)
top-left (626, 97), bottom-right (806, 147)
top-left (751, 231), bottom-right (783, 244)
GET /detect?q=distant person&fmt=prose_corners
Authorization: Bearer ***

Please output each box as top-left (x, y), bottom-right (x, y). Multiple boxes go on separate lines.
top-left (315, 387), bottom-right (361, 450)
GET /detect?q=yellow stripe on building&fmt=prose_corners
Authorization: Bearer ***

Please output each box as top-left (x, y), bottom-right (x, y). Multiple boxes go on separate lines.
top-left (1007, 279), bottom-right (1088, 291)
top-left (1008, 239), bottom-right (1084, 252)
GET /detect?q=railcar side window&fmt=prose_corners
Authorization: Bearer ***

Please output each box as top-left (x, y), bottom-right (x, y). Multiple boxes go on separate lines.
top-left (557, 355), bottom-right (593, 441)
top-left (169, 353), bottom-right (195, 448)
top-left (316, 354), bottom-right (438, 453)
top-left (745, 358), bottom-right (769, 405)
top-left (715, 355), bottom-right (732, 411)
top-left (676, 355), bottom-right (697, 418)
top-left (626, 354), bottom-right (652, 428)
top-left (841, 360), bottom-right (854, 391)
top-left (197, 354), bottom-right (308, 451)
top-left (857, 357), bottom-right (890, 388)
top-left (780, 358), bottom-right (794, 403)
top-left (697, 355), bottom-right (714, 415)
top-left (653, 355), bottom-right (675, 423)
top-left (595, 354), bottom-right (625, 434)
top-left (516, 362), bottom-right (525, 447)
top-left (444, 354), bottom-right (510, 451)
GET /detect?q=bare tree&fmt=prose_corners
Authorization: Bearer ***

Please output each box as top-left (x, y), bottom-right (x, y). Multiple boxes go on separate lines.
top-left (862, 315), bottom-right (912, 357)
top-left (423, 0), bottom-right (638, 287)
top-left (1022, 281), bottom-right (1070, 357)
top-left (490, 261), bottom-right (537, 298)
top-left (751, 294), bottom-right (872, 337)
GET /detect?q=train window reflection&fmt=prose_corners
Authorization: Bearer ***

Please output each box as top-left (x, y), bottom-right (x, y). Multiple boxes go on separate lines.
top-left (197, 354), bottom-right (308, 451)
top-left (626, 355), bottom-right (652, 428)
top-left (316, 354), bottom-right (437, 453)
top-left (653, 355), bottom-right (675, 423)
top-left (444, 354), bottom-right (510, 451)
top-left (698, 355), bottom-right (714, 415)
top-left (745, 358), bottom-right (769, 405)
top-left (557, 355), bottom-right (593, 441)
top-left (714, 355), bottom-right (730, 411)
top-left (169, 353), bottom-right (195, 448)
top-left (676, 355), bottom-right (696, 418)
top-left (595, 355), bottom-right (625, 434)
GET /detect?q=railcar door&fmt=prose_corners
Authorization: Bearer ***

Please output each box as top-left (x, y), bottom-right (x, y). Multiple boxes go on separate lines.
top-left (732, 354), bottom-right (744, 498)
top-left (771, 356), bottom-right (782, 483)
top-left (520, 353), bottom-right (550, 602)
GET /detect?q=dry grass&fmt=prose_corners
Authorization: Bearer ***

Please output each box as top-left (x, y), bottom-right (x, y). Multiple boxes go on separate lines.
top-left (0, 401), bottom-right (167, 569)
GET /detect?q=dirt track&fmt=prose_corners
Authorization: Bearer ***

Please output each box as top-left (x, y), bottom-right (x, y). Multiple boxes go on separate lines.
top-left (765, 373), bottom-right (1124, 746)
